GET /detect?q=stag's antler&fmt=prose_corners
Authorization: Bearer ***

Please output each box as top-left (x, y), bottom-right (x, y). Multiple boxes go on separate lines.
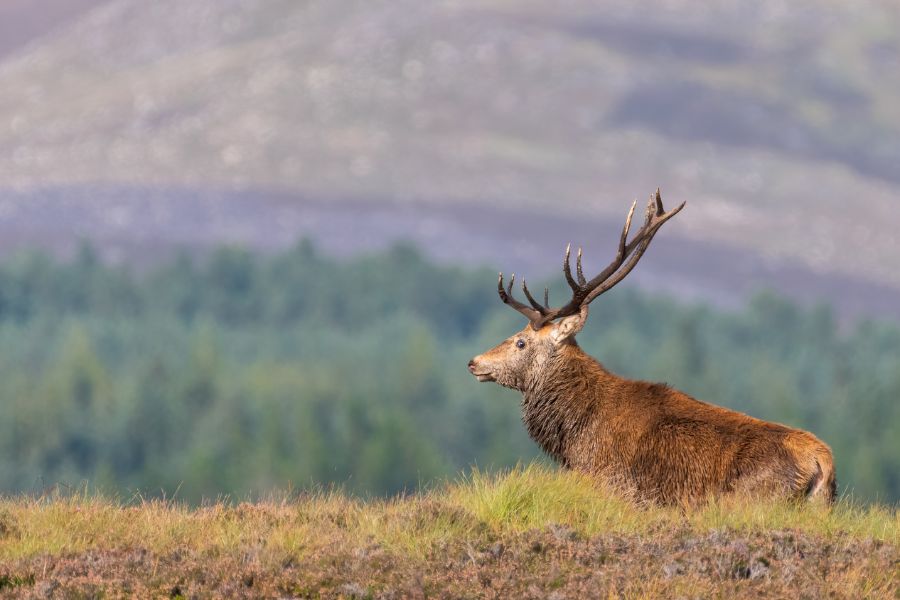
top-left (498, 189), bottom-right (685, 330)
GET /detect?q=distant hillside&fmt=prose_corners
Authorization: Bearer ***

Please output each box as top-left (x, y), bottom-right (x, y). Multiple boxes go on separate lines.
top-left (0, 0), bottom-right (108, 58)
top-left (0, 0), bottom-right (898, 293)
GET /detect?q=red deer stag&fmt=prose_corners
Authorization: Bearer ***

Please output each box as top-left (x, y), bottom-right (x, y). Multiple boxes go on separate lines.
top-left (468, 190), bottom-right (836, 506)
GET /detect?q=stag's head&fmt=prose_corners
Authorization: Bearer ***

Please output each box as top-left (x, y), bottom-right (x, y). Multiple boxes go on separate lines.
top-left (468, 190), bottom-right (685, 391)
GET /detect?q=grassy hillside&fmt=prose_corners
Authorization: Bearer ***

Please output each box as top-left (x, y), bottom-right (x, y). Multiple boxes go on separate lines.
top-left (0, 0), bottom-right (899, 290)
top-left (0, 466), bottom-right (897, 597)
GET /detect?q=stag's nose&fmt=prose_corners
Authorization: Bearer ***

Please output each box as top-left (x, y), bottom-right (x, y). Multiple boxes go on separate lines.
top-left (467, 359), bottom-right (477, 373)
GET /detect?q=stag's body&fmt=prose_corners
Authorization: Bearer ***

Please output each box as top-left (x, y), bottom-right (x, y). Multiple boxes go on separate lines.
top-left (469, 190), bottom-right (836, 506)
top-left (517, 338), bottom-right (835, 505)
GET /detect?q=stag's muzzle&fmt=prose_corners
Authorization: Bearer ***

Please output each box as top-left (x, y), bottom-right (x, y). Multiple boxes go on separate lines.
top-left (468, 357), bottom-right (495, 382)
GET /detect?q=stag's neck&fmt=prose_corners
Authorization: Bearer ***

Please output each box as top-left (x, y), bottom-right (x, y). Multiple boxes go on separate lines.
top-left (521, 343), bottom-right (619, 466)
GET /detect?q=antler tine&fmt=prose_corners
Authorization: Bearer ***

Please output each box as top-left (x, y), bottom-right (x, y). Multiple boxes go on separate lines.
top-left (498, 272), bottom-right (543, 323)
top-left (563, 243), bottom-right (579, 292)
top-left (624, 196), bottom-right (686, 257)
top-left (544, 287), bottom-right (550, 309)
top-left (521, 278), bottom-right (548, 314)
top-left (497, 272), bottom-right (509, 298)
top-left (653, 187), bottom-right (665, 216)
top-left (576, 247), bottom-right (587, 286)
top-left (617, 200), bottom-right (637, 261)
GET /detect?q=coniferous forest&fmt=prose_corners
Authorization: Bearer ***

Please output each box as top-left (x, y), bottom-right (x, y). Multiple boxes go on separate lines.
top-left (0, 241), bottom-right (897, 503)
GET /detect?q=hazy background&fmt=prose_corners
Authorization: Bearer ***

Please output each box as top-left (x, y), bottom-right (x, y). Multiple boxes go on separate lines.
top-left (0, 0), bottom-right (898, 502)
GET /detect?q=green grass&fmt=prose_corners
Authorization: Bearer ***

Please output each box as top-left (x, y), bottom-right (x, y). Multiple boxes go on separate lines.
top-left (0, 465), bottom-right (897, 597)
top-left (0, 464), bottom-right (896, 563)
top-left (452, 465), bottom-right (900, 543)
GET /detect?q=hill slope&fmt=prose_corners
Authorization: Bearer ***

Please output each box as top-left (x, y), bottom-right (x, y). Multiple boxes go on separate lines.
top-left (0, 0), bottom-right (898, 295)
top-left (0, 0), bottom-right (108, 59)
top-left (0, 467), bottom-right (897, 597)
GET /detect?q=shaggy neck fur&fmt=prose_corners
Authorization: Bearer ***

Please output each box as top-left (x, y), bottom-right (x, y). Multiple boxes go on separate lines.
top-left (521, 342), bottom-right (617, 466)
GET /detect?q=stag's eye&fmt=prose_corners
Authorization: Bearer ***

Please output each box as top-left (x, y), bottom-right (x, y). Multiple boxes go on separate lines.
top-left (515, 339), bottom-right (526, 349)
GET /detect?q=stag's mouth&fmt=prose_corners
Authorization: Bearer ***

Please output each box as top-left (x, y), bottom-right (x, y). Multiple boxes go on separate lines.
top-left (468, 358), bottom-right (495, 382)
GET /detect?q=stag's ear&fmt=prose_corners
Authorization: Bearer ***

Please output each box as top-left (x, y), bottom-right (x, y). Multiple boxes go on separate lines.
top-left (549, 307), bottom-right (588, 345)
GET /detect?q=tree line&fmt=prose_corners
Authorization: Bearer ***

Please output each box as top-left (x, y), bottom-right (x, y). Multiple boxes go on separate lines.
top-left (0, 241), bottom-right (896, 502)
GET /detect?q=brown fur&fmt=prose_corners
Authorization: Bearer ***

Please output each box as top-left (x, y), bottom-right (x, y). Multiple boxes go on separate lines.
top-left (469, 319), bottom-right (836, 506)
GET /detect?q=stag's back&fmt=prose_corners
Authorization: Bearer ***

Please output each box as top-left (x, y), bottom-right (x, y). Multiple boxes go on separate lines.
top-left (526, 343), bottom-right (836, 505)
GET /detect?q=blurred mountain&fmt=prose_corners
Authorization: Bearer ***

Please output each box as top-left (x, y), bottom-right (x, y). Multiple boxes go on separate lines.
top-left (0, 0), bottom-right (899, 317)
top-left (0, 0), bottom-right (108, 58)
